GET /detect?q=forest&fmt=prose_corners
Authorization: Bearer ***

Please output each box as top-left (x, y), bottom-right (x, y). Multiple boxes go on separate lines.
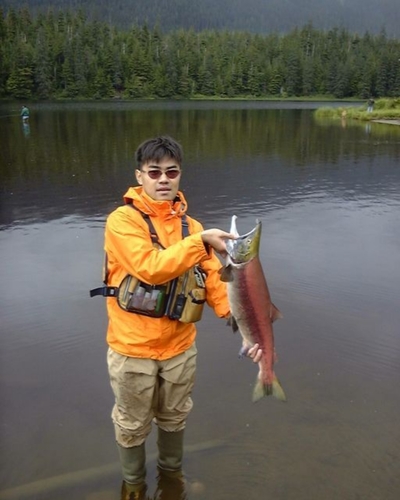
top-left (1, 7), bottom-right (400, 101)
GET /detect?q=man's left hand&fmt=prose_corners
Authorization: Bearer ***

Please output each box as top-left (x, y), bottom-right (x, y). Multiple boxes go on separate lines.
top-left (247, 343), bottom-right (262, 363)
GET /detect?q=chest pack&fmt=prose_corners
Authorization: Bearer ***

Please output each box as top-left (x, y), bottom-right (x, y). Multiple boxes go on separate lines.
top-left (89, 208), bottom-right (207, 323)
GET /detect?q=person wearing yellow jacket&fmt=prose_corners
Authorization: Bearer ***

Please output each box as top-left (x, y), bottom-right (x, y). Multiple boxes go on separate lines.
top-left (102, 136), bottom-right (261, 499)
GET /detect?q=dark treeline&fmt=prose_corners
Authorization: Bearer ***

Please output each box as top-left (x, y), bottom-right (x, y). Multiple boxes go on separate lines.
top-left (2, 8), bottom-right (400, 100)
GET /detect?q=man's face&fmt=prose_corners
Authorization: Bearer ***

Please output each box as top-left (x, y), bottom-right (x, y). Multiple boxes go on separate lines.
top-left (135, 158), bottom-right (182, 201)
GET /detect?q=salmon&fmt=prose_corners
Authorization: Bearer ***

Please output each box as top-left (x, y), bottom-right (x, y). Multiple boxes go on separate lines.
top-left (220, 215), bottom-right (286, 402)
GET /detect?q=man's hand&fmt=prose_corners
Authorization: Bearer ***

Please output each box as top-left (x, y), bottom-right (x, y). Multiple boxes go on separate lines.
top-left (201, 229), bottom-right (235, 257)
top-left (226, 319), bottom-right (263, 363)
top-left (247, 343), bottom-right (262, 363)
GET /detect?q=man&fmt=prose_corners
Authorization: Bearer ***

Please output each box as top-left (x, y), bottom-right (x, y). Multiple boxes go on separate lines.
top-left (100, 136), bottom-right (261, 499)
top-left (20, 105), bottom-right (29, 121)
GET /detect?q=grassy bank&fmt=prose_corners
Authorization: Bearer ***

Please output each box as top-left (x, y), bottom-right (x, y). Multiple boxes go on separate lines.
top-left (315, 98), bottom-right (400, 121)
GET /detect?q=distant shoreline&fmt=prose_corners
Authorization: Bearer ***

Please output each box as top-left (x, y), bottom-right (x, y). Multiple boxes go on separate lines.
top-left (372, 119), bottom-right (400, 126)
top-left (314, 98), bottom-right (400, 123)
top-left (0, 96), bottom-right (363, 104)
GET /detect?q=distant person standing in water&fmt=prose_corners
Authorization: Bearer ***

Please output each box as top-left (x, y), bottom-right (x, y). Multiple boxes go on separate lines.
top-left (20, 105), bottom-right (30, 121)
top-left (367, 98), bottom-right (375, 113)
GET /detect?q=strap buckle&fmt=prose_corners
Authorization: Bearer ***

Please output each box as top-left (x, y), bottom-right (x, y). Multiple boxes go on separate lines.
top-left (89, 286), bottom-right (118, 298)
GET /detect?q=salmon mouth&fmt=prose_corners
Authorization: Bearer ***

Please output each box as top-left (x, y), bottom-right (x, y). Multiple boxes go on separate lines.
top-left (226, 216), bottom-right (261, 264)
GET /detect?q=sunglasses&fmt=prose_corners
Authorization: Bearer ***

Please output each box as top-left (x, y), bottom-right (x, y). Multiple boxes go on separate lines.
top-left (141, 169), bottom-right (181, 180)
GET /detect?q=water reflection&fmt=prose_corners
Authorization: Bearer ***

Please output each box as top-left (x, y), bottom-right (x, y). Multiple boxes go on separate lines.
top-left (22, 120), bottom-right (30, 138)
top-left (1, 102), bottom-right (400, 229)
top-left (1, 102), bottom-right (400, 500)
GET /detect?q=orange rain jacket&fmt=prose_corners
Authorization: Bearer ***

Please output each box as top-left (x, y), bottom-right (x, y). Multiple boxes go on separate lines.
top-left (104, 186), bottom-right (230, 360)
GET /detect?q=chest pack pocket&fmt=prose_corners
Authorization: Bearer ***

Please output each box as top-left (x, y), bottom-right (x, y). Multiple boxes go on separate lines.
top-left (116, 274), bottom-right (171, 318)
top-left (89, 207), bottom-right (207, 323)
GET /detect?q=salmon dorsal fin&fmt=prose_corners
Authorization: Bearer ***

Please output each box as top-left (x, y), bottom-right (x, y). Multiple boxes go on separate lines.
top-left (219, 265), bottom-right (234, 283)
top-left (270, 303), bottom-right (283, 322)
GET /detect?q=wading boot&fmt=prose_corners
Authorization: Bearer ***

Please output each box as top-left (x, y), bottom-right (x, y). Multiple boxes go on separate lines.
top-left (157, 428), bottom-right (184, 472)
top-left (154, 468), bottom-right (188, 500)
top-left (118, 443), bottom-right (147, 500)
top-left (120, 480), bottom-right (148, 500)
top-left (155, 428), bottom-right (187, 500)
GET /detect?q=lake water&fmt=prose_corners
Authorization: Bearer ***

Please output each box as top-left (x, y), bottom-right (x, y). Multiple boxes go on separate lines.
top-left (1, 101), bottom-right (400, 500)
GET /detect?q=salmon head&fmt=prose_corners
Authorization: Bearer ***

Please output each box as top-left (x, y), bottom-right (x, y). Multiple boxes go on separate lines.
top-left (226, 215), bottom-right (261, 265)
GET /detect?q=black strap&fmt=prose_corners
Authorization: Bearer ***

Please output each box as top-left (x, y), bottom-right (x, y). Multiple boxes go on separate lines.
top-left (181, 213), bottom-right (189, 237)
top-left (129, 204), bottom-right (189, 242)
top-left (90, 286), bottom-right (118, 297)
top-left (140, 212), bottom-right (160, 245)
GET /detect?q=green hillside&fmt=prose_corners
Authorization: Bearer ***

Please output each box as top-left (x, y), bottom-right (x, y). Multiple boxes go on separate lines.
top-left (1, 9), bottom-right (400, 100)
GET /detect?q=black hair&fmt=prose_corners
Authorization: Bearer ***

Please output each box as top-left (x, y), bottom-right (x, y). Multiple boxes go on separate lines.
top-left (135, 136), bottom-right (183, 168)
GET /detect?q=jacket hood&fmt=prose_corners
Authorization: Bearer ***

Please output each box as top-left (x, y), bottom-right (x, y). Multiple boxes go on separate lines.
top-left (123, 186), bottom-right (188, 219)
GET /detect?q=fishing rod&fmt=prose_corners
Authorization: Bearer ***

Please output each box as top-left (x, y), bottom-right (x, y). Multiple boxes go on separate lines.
top-left (0, 113), bottom-right (21, 118)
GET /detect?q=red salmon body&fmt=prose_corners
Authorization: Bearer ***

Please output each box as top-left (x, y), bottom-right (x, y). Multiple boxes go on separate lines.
top-left (221, 216), bottom-right (286, 402)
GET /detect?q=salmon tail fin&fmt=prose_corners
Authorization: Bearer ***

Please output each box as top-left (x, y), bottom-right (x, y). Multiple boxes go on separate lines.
top-left (272, 375), bottom-right (287, 402)
top-left (252, 378), bottom-right (270, 402)
top-left (252, 375), bottom-right (287, 403)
